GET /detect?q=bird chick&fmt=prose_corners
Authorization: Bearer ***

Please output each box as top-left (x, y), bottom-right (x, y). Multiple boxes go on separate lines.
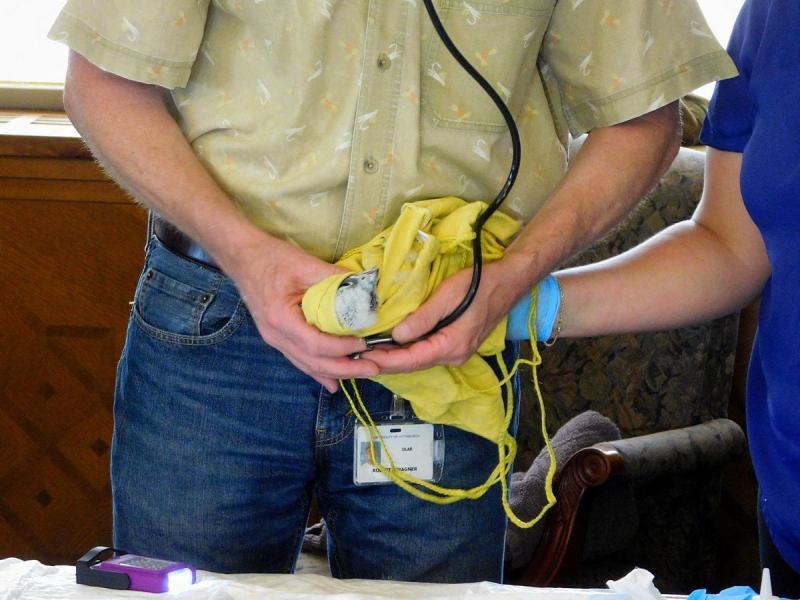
top-left (334, 267), bottom-right (379, 332)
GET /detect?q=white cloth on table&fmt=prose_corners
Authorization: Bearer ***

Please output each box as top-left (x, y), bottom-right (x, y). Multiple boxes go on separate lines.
top-left (0, 558), bottom-right (633, 600)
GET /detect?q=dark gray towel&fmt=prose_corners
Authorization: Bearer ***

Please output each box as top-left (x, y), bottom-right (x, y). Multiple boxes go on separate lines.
top-left (505, 410), bottom-right (620, 572)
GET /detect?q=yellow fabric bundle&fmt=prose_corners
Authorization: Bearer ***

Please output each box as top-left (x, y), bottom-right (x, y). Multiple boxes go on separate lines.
top-left (301, 196), bottom-right (557, 528)
top-left (302, 196), bottom-right (520, 442)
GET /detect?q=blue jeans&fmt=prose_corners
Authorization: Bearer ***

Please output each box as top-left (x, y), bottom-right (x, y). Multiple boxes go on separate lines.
top-left (112, 236), bottom-right (520, 582)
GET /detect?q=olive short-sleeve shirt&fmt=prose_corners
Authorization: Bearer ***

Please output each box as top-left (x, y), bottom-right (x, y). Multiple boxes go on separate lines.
top-left (50, 0), bottom-right (736, 261)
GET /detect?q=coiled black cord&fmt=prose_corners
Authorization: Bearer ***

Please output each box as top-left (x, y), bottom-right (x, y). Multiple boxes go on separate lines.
top-left (423, 0), bottom-right (522, 333)
top-left (364, 0), bottom-right (521, 349)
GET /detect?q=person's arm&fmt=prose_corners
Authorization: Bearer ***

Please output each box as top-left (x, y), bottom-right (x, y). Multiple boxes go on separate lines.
top-left (64, 51), bottom-right (377, 391)
top-left (368, 102), bottom-right (681, 372)
top-left (557, 148), bottom-right (770, 337)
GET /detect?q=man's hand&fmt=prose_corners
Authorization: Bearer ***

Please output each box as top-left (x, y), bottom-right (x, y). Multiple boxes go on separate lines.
top-left (227, 237), bottom-right (379, 393)
top-left (366, 261), bottom-right (518, 374)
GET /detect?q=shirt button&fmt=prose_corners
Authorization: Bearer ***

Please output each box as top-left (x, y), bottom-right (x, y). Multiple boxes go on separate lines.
top-left (376, 53), bottom-right (391, 70)
top-left (363, 158), bottom-right (379, 174)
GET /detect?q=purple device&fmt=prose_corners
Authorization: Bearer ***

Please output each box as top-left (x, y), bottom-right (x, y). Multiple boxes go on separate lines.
top-left (76, 546), bottom-right (196, 593)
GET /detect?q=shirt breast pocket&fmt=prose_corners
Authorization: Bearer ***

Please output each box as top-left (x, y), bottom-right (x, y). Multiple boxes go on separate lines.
top-left (421, 0), bottom-right (555, 132)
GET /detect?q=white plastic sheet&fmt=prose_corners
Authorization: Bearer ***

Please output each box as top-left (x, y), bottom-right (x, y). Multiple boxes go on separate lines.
top-left (0, 558), bottom-right (632, 600)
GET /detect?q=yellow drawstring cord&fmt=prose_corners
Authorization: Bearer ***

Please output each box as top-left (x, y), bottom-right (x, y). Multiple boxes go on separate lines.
top-left (340, 285), bottom-right (558, 528)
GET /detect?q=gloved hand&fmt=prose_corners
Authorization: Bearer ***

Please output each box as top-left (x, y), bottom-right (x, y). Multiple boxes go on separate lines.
top-left (506, 274), bottom-right (562, 342)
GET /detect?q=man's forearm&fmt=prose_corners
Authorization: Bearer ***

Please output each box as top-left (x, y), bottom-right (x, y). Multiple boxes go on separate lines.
top-left (500, 102), bottom-right (681, 304)
top-left (64, 51), bottom-right (377, 389)
top-left (63, 51), bottom-right (280, 283)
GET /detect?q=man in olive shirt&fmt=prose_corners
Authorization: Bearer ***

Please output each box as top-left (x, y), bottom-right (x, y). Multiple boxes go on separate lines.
top-left (50, 0), bottom-right (735, 582)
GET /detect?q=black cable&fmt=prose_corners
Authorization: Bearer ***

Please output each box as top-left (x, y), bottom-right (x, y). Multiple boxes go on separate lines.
top-left (422, 0), bottom-right (521, 333)
top-left (364, 0), bottom-right (521, 349)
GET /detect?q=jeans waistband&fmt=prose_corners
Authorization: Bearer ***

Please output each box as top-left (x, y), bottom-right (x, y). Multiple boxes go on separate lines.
top-left (151, 215), bottom-right (219, 270)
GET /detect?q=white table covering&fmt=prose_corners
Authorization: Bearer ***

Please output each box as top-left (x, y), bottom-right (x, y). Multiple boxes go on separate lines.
top-left (0, 558), bottom-right (632, 600)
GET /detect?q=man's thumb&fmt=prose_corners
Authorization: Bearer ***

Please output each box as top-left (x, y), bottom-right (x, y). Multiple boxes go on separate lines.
top-left (392, 304), bottom-right (441, 344)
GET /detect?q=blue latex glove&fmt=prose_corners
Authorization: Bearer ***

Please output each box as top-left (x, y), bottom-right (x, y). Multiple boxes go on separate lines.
top-left (506, 275), bottom-right (561, 341)
top-left (687, 586), bottom-right (763, 600)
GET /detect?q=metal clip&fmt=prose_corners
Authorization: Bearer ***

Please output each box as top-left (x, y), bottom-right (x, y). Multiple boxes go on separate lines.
top-left (364, 334), bottom-right (396, 349)
top-left (389, 394), bottom-right (407, 421)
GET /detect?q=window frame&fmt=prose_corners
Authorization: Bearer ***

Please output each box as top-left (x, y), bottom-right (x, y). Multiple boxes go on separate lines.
top-left (0, 82), bottom-right (64, 111)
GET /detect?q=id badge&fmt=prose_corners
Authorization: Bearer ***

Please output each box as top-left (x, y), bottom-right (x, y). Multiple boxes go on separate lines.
top-left (353, 421), bottom-right (444, 486)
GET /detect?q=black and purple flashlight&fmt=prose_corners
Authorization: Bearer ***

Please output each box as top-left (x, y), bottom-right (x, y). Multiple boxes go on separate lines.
top-left (76, 546), bottom-right (196, 594)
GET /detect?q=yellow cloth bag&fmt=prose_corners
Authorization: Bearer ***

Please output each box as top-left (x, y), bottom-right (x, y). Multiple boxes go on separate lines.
top-left (302, 197), bottom-right (519, 442)
top-left (302, 197), bottom-right (557, 528)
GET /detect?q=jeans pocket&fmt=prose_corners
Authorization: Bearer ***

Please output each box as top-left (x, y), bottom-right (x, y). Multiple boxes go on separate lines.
top-left (133, 264), bottom-right (245, 345)
top-left (421, 0), bottom-right (555, 132)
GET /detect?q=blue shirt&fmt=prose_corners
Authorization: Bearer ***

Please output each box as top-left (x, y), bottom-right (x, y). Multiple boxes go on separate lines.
top-left (701, 0), bottom-right (800, 572)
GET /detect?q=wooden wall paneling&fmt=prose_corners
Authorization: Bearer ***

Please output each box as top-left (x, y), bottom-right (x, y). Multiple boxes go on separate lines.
top-left (0, 116), bottom-right (147, 564)
top-left (0, 157), bottom-right (105, 181)
top-left (0, 112), bottom-right (91, 159)
top-left (0, 178), bottom-right (129, 203)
